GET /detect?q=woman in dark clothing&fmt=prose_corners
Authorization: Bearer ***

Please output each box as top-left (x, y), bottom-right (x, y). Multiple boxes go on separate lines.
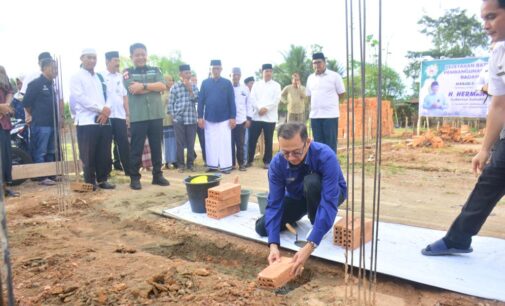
top-left (0, 66), bottom-right (20, 197)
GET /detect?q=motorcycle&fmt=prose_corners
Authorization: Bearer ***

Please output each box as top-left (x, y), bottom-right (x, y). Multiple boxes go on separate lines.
top-left (10, 119), bottom-right (32, 186)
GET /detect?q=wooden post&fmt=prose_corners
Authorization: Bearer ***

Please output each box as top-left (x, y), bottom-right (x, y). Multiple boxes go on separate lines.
top-left (416, 116), bottom-right (421, 136)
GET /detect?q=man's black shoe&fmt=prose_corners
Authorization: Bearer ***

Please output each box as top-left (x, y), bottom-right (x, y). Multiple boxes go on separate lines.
top-left (130, 179), bottom-right (142, 190)
top-left (206, 168), bottom-right (218, 173)
top-left (239, 165), bottom-right (247, 171)
top-left (98, 181), bottom-right (116, 189)
top-left (245, 162), bottom-right (253, 168)
top-left (152, 176), bottom-right (170, 186)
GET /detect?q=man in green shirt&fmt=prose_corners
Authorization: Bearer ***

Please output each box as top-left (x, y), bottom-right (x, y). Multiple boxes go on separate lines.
top-left (281, 72), bottom-right (307, 123)
top-left (123, 43), bottom-right (169, 190)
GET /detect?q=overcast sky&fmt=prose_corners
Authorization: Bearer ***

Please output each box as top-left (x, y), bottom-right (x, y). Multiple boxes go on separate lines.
top-left (0, 0), bottom-right (486, 95)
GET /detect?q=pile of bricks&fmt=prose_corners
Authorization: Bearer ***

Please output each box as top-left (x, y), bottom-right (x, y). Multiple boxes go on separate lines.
top-left (438, 124), bottom-right (476, 144)
top-left (333, 215), bottom-right (373, 250)
top-left (257, 256), bottom-right (295, 289)
top-left (408, 130), bottom-right (444, 149)
top-left (205, 183), bottom-right (241, 219)
top-left (338, 98), bottom-right (395, 140)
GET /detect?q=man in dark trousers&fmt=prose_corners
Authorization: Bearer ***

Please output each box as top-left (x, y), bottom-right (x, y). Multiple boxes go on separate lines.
top-left (169, 64), bottom-right (199, 172)
top-left (230, 67), bottom-right (252, 171)
top-left (255, 122), bottom-right (347, 275)
top-left (70, 48), bottom-right (115, 190)
top-left (422, 0), bottom-right (505, 255)
top-left (123, 43), bottom-right (169, 190)
top-left (102, 51), bottom-right (130, 176)
top-left (23, 58), bottom-right (59, 186)
top-left (247, 64), bottom-right (281, 169)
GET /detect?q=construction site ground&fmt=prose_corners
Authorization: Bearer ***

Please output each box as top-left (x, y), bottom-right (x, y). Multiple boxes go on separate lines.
top-left (6, 133), bottom-right (505, 305)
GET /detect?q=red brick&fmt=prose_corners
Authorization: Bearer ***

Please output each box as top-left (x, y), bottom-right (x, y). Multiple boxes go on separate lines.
top-left (257, 257), bottom-right (295, 289)
top-left (339, 98), bottom-right (394, 140)
top-left (205, 195), bottom-right (240, 211)
top-left (207, 204), bottom-right (240, 219)
top-left (208, 183), bottom-right (241, 200)
top-left (70, 182), bottom-right (94, 192)
top-left (333, 216), bottom-right (373, 250)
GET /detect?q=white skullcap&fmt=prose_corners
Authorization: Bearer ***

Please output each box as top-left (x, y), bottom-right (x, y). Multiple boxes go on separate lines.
top-left (81, 48), bottom-right (97, 56)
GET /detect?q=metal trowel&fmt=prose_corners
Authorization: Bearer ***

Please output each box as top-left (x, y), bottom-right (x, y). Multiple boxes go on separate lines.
top-left (285, 223), bottom-right (308, 248)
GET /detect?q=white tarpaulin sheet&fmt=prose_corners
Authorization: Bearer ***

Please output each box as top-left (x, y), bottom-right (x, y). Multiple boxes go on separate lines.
top-left (161, 202), bottom-right (505, 302)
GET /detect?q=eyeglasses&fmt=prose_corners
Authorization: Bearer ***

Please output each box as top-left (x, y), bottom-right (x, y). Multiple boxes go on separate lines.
top-left (280, 142), bottom-right (307, 159)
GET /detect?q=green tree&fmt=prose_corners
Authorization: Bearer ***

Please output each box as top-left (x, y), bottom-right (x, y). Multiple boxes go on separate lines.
top-left (352, 63), bottom-right (405, 102)
top-left (404, 8), bottom-right (488, 96)
top-left (326, 59), bottom-right (346, 76)
top-left (268, 44), bottom-right (345, 88)
top-left (149, 52), bottom-right (185, 81)
top-left (273, 45), bottom-right (311, 87)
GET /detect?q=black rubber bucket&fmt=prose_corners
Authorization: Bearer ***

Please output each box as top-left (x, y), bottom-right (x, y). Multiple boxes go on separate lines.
top-left (184, 174), bottom-right (222, 213)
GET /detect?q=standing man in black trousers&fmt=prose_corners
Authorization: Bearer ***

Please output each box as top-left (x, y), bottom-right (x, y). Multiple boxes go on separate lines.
top-left (123, 43), bottom-right (169, 190)
top-left (102, 51), bottom-right (130, 176)
top-left (70, 48), bottom-right (115, 190)
top-left (247, 64), bottom-right (281, 169)
top-left (422, 0), bottom-right (505, 255)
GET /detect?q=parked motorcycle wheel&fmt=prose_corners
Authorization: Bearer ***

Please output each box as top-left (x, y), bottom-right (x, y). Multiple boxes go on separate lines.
top-left (9, 147), bottom-right (32, 186)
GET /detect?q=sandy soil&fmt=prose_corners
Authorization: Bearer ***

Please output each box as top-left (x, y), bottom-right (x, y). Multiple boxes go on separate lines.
top-left (4, 136), bottom-right (505, 305)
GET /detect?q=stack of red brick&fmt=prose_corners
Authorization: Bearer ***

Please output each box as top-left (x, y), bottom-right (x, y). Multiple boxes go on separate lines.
top-left (205, 183), bottom-right (241, 219)
top-left (438, 124), bottom-right (477, 144)
top-left (338, 98), bottom-right (394, 140)
top-left (333, 215), bottom-right (373, 250)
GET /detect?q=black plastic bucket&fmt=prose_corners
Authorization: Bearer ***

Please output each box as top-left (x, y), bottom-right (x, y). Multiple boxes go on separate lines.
top-left (184, 174), bottom-right (222, 213)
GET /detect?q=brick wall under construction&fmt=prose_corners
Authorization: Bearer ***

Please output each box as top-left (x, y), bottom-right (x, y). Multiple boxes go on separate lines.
top-left (338, 98), bottom-right (394, 140)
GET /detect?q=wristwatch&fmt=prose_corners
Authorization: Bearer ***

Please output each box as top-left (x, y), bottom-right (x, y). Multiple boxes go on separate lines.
top-left (307, 240), bottom-right (318, 249)
top-left (143, 83), bottom-right (147, 90)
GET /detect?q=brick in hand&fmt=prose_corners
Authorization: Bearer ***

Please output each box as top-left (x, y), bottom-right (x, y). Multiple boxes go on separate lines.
top-left (257, 256), bottom-right (296, 289)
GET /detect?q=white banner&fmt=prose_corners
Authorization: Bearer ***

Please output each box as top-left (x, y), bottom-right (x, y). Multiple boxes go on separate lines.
top-left (419, 57), bottom-right (489, 118)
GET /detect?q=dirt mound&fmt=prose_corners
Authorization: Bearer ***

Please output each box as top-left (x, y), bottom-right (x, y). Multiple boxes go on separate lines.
top-left (408, 130), bottom-right (445, 148)
top-left (407, 125), bottom-right (477, 149)
top-left (438, 124), bottom-right (477, 144)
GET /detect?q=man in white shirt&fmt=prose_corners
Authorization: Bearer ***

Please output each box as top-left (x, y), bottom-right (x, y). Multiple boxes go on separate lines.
top-left (230, 67), bottom-right (252, 171)
top-left (103, 51), bottom-right (130, 176)
top-left (422, 0), bottom-right (505, 256)
top-left (243, 76), bottom-right (255, 163)
top-left (70, 48), bottom-right (115, 190)
top-left (246, 64), bottom-right (281, 169)
top-left (306, 52), bottom-right (346, 152)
